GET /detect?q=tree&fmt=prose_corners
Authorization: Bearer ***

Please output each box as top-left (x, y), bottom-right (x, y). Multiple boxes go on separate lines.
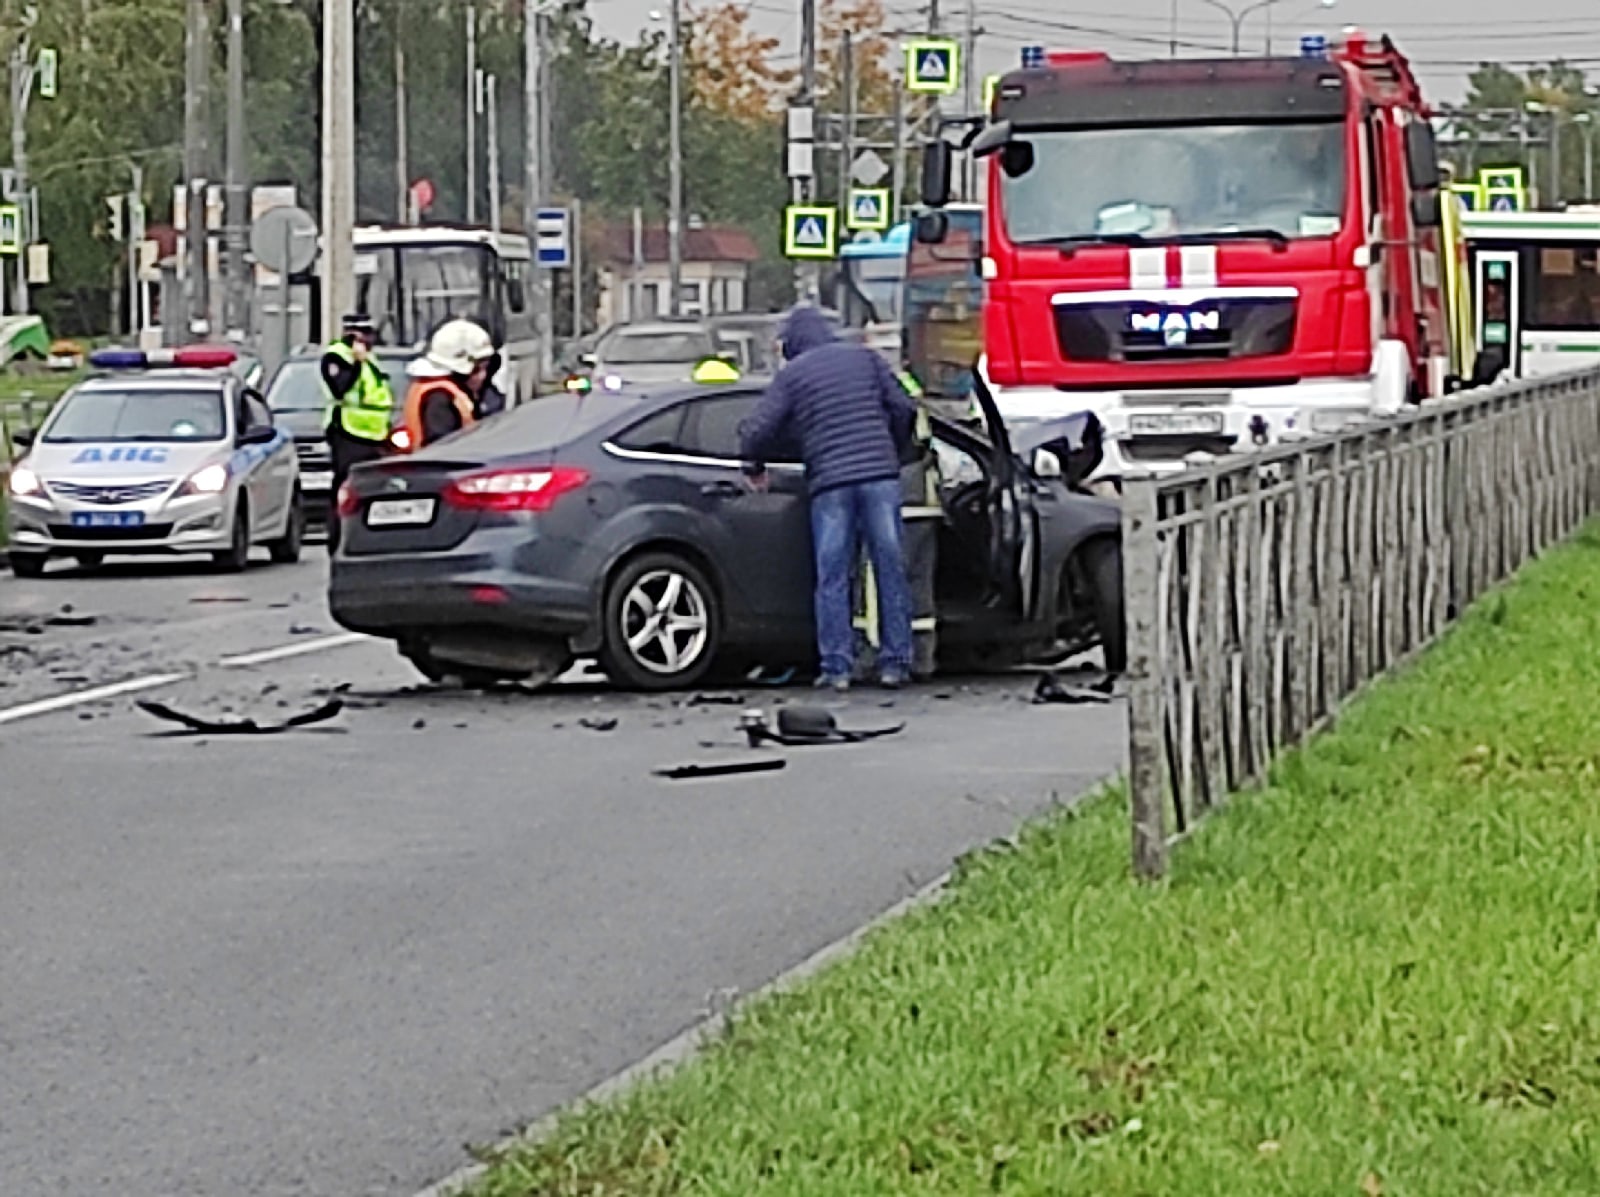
top-left (686, 1), bottom-right (793, 123)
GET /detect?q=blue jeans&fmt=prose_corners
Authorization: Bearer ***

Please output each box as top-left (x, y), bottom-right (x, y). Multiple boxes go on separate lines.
top-left (810, 479), bottom-right (914, 679)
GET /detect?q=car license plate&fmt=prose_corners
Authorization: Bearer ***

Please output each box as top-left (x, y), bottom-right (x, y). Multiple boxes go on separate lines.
top-left (70, 511), bottom-right (145, 528)
top-left (365, 497), bottom-right (436, 527)
top-left (1129, 411), bottom-right (1225, 436)
top-left (302, 470), bottom-right (333, 491)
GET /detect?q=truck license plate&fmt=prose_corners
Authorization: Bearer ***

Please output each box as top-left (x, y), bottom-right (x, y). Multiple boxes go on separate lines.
top-left (1129, 411), bottom-right (1224, 436)
top-left (302, 470), bottom-right (333, 491)
top-left (71, 511), bottom-right (145, 528)
top-left (365, 497), bottom-right (436, 527)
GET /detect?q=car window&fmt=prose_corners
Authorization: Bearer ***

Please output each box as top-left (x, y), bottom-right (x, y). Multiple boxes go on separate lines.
top-left (266, 359), bottom-right (325, 412)
top-left (612, 405), bottom-right (688, 453)
top-left (933, 436), bottom-right (987, 488)
top-left (680, 394), bottom-right (756, 459)
top-left (43, 388), bottom-right (227, 443)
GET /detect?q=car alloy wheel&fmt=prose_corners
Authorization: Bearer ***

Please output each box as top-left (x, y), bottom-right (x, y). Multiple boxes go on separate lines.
top-left (601, 552), bottom-right (721, 690)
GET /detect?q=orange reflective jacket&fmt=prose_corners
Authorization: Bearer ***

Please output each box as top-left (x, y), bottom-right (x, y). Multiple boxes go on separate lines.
top-left (401, 377), bottom-right (476, 452)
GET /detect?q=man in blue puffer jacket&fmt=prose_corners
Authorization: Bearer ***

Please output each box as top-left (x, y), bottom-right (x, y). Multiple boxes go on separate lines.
top-left (738, 305), bottom-right (919, 691)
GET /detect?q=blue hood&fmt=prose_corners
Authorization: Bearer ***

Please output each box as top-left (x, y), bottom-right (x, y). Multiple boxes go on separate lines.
top-left (779, 306), bottom-right (837, 361)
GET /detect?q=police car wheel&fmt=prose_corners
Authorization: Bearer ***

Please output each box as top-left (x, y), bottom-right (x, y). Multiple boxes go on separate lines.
top-left (600, 552), bottom-right (721, 691)
top-left (213, 504), bottom-right (252, 572)
top-left (9, 552), bottom-right (47, 578)
top-left (269, 492), bottom-right (305, 565)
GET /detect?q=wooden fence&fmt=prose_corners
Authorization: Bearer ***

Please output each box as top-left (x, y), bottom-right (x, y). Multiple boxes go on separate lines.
top-left (1120, 369), bottom-right (1600, 878)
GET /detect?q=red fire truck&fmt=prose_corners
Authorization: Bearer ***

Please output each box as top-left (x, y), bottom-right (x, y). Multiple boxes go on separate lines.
top-left (918, 31), bottom-right (1484, 478)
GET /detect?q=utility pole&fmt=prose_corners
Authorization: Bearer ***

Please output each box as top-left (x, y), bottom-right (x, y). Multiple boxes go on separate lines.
top-left (465, 2), bottom-right (477, 223)
top-left (395, 10), bottom-right (409, 222)
top-left (183, 0), bottom-right (211, 337)
top-left (798, 0), bottom-right (817, 302)
top-left (321, 0), bottom-right (355, 341)
top-left (128, 160), bottom-right (145, 340)
top-left (7, 7), bottom-right (36, 315)
top-left (961, 0), bottom-right (975, 194)
top-left (224, 0), bottom-right (248, 339)
top-left (837, 31), bottom-right (853, 213)
top-left (485, 73), bottom-right (501, 234)
top-left (667, 0), bottom-right (683, 316)
top-left (571, 196), bottom-right (582, 336)
top-left (525, 1), bottom-right (553, 378)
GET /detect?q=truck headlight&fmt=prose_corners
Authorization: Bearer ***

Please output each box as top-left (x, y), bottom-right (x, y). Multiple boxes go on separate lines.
top-left (1310, 408), bottom-right (1371, 433)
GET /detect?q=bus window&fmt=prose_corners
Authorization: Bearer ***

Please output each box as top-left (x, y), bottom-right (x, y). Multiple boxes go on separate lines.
top-left (354, 250), bottom-right (402, 346)
top-left (1528, 242), bottom-right (1600, 330)
top-left (400, 244), bottom-right (499, 345)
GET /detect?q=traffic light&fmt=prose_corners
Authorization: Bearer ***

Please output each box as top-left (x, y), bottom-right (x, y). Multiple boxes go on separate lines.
top-left (106, 194), bottom-right (124, 240)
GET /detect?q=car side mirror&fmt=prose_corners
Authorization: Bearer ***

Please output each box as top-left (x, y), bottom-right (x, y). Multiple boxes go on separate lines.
top-left (914, 211), bottom-right (949, 244)
top-left (10, 426), bottom-right (35, 450)
top-left (920, 140), bottom-right (953, 208)
top-left (1405, 121), bottom-right (1442, 192)
top-left (1411, 190), bottom-right (1442, 230)
top-left (238, 424), bottom-right (277, 446)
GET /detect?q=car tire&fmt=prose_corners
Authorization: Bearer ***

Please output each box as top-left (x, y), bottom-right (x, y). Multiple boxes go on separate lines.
top-left (1082, 537), bottom-right (1127, 675)
top-left (600, 552), bottom-right (721, 691)
top-left (213, 503), bottom-right (251, 572)
top-left (74, 552), bottom-right (105, 570)
top-left (268, 490), bottom-right (305, 565)
top-left (9, 552), bottom-right (47, 578)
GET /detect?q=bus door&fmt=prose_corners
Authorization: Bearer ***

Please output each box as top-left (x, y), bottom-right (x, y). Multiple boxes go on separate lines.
top-left (1473, 250), bottom-right (1520, 380)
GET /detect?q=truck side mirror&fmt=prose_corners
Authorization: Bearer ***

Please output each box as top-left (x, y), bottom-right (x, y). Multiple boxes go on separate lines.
top-left (921, 141), bottom-right (953, 208)
top-left (1411, 191), bottom-right (1442, 229)
top-left (914, 211), bottom-right (949, 244)
top-left (1405, 122), bottom-right (1442, 191)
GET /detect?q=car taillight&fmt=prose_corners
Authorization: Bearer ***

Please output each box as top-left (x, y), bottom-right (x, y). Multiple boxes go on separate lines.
top-left (335, 481), bottom-right (360, 518)
top-left (442, 466), bottom-right (589, 512)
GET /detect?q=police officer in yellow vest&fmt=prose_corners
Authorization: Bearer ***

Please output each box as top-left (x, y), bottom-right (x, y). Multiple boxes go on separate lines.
top-left (855, 365), bottom-right (942, 679)
top-left (321, 313), bottom-right (395, 548)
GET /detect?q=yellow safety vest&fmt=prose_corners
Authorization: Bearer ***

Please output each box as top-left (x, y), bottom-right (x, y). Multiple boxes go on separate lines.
top-left (897, 369), bottom-right (924, 398)
top-left (322, 341), bottom-right (395, 442)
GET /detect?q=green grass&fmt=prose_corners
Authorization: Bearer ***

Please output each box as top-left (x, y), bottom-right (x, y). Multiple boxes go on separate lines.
top-left (0, 368), bottom-right (80, 409)
top-left (463, 526), bottom-right (1600, 1197)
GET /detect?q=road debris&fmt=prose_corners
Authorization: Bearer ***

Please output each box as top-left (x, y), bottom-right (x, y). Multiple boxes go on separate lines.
top-left (188, 595), bottom-right (249, 604)
top-left (1032, 672), bottom-right (1114, 705)
top-left (136, 698), bottom-right (345, 735)
top-left (579, 716), bottom-right (619, 732)
top-left (739, 706), bottom-right (905, 748)
top-left (655, 759), bottom-right (787, 780)
top-left (686, 692), bottom-right (745, 706)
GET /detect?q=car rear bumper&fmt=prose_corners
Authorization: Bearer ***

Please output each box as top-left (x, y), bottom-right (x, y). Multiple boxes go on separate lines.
top-left (328, 551), bottom-right (598, 641)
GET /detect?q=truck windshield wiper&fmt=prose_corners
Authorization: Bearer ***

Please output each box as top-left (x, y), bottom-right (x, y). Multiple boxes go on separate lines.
top-left (1152, 229), bottom-right (1292, 252)
top-left (1026, 234), bottom-right (1152, 257)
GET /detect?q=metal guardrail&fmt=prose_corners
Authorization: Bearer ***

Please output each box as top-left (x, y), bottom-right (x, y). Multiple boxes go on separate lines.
top-left (1121, 369), bottom-right (1600, 878)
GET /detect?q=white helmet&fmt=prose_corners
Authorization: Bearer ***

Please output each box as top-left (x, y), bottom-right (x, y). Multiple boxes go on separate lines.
top-left (421, 318), bottom-right (496, 375)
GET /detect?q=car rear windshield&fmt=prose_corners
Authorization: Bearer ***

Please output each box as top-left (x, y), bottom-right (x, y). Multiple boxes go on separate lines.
top-left (437, 390), bottom-right (639, 455)
top-left (43, 387), bottom-right (227, 443)
top-left (602, 331), bottom-right (713, 364)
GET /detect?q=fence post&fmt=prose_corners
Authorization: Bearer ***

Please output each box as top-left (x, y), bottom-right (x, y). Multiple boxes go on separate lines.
top-left (1123, 472), bottom-right (1167, 880)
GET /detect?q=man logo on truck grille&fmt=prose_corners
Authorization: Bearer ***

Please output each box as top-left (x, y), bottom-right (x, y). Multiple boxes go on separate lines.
top-left (1129, 308), bottom-right (1221, 349)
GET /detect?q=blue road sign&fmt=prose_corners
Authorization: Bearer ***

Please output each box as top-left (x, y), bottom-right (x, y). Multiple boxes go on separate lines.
top-left (535, 207), bottom-right (571, 268)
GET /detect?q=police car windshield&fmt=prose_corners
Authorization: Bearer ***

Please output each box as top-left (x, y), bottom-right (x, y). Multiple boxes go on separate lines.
top-left (43, 388), bottom-right (227, 443)
top-left (265, 359), bottom-right (323, 412)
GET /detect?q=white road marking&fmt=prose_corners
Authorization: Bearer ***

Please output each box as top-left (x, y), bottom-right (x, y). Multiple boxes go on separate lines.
top-left (218, 633), bottom-right (367, 668)
top-left (0, 673), bottom-right (189, 728)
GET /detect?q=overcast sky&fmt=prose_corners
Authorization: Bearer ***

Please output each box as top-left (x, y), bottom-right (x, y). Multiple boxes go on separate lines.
top-left (584, 0), bottom-right (1600, 105)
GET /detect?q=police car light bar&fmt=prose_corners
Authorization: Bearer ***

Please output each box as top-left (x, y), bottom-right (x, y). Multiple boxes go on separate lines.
top-left (88, 347), bottom-right (238, 370)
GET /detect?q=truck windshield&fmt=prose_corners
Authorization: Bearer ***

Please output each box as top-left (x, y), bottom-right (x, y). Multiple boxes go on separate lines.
top-left (1000, 121), bottom-right (1346, 245)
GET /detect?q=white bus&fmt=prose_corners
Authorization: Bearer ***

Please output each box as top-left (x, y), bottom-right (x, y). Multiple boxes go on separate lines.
top-left (351, 225), bottom-right (539, 402)
top-left (1463, 209), bottom-right (1600, 380)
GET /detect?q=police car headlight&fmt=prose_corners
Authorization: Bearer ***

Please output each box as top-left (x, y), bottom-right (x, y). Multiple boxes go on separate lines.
top-left (8, 464), bottom-right (40, 496)
top-left (184, 463), bottom-right (229, 495)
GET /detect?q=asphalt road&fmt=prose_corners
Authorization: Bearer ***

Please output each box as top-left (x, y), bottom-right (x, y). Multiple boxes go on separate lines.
top-left (0, 548), bottom-right (1127, 1197)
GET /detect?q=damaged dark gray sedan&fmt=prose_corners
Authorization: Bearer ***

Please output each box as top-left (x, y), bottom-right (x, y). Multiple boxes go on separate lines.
top-left (327, 376), bottom-right (1125, 690)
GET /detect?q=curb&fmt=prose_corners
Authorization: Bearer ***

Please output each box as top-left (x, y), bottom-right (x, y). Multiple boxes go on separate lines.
top-left (407, 788), bottom-right (1107, 1197)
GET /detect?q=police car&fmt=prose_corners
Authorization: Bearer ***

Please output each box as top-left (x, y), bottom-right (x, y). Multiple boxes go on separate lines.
top-left (5, 347), bottom-right (304, 577)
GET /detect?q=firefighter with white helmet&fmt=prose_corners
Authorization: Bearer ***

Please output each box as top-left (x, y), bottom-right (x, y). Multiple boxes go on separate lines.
top-left (399, 318), bottom-right (498, 453)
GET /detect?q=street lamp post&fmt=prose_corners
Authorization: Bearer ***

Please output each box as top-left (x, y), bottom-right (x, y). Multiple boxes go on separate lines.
top-left (1573, 113), bottom-right (1593, 201)
top-left (1198, 0), bottom-right (1334, 55)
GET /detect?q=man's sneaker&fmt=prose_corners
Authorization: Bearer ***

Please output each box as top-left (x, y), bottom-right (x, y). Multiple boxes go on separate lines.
top-left (878, 669), bottom-right (910, 691)
top-left (814, 674), bottom-right (851, 693)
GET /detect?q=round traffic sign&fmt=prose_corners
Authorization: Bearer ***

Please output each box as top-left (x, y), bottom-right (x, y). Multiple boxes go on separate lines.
top-left (250, 205), bottom-right (319, 274)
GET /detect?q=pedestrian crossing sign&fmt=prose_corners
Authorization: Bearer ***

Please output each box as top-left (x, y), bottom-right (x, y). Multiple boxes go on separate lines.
top-left (906, 39), bottom-right (960, 95)
top-left (784, 205), bottom-right (837, 259)
top-left (0, 205), bottom-right (20, 256)
top-left (847, 188), bottom-right (891, 231)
